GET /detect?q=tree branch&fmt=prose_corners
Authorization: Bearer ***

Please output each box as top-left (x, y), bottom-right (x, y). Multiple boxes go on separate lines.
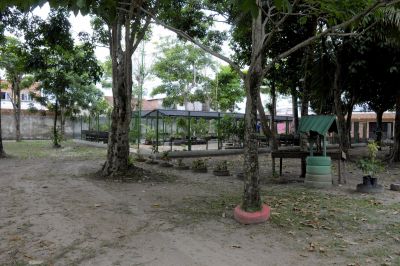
top-left (261, 0), bottom-right (395, 77)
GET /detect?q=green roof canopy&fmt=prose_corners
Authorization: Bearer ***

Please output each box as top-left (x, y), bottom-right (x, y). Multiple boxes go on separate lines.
top-left (299, 115), bottom-right (338, 136)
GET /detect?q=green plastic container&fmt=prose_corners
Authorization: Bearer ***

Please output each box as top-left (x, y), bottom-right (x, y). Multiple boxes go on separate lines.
top-left (305, 156), bottom-right (332, 188)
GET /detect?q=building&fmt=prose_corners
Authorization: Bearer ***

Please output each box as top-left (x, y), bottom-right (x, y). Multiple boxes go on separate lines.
top-left (350, 112), bottom-right (395, 142)
top-left (0, 80), bottom-right (45, 111)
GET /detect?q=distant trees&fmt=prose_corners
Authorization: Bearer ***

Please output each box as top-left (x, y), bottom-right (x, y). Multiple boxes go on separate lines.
top-left (151, 38), bottom-right (215, 110)
top-left (0, 37), bottom-right (34, 141)
top-left (24, 9), bottom-right (102, 147)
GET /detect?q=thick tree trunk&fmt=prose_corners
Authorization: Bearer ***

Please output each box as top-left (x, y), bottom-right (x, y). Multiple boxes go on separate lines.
top-left (242, 73), bottom-right (262, 211)
top-left (0, 85), bottom-right (5, 158)
top-left (291, 88), bottom-right (299, 132)
top-left (241, 3), bottom-right (264, 211)
top-left (102, 14), bottom-right (133, 177)
top-left (390, 94), bottom-right (400, 162)
top-left (375, 110), bottom-right (384, 148)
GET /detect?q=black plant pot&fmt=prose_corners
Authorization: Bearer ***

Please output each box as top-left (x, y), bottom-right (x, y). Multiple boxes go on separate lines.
top-left (176, 165), bottom-right (190, 170)
top-left (357, 175), bottom-right (383, 193)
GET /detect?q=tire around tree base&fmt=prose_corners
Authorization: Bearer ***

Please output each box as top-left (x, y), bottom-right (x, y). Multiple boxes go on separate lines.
top-left (305, 173), bottom-right (332, 183)
top-left (233, 204), bottom-right (271, 224)
top-left (356, 183), bottom-right (384, 193)
top-left (306, 156), bottom-right (331, 166)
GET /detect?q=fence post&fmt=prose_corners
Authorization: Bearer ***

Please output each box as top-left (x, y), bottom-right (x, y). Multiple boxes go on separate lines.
top-left (188, 111), bottom-right (191, 151)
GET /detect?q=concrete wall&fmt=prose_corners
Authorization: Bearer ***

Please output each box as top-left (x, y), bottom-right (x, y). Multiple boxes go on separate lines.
top-left (1, 112), bottom-right (85, 140)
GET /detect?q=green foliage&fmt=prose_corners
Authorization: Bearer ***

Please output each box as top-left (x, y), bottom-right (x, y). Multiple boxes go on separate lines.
top-left (51, 126), bottom-right (63, 147)
top-left (357, 142), bottom-right (384, 177)
top-left (192, 159), bottom-right (207, 170)
top-left (191, 118), bottom-right (209, 138)
top-left (218, 115), bottom-right (244, 141)
top-left (151, 38), bottom-right (215, 108)
top-left (215, 160), bottom-right (228, 171)
top-left (211, 65), bottom-right (244, 112)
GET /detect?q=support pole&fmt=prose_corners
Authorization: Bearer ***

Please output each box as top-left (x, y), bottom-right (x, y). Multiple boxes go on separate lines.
top-left (187, 111), bottom-right (191, 151)
top-left (80, 115), bottom-right (83, 140)
top-left (323, 135), bottom-right (327, 157)
top-left (156, 110), bottom-right (159, 152)
top-left (97, 113), bottom-right (100, 142)
top-left (217, 112), bottom-right (221, 150)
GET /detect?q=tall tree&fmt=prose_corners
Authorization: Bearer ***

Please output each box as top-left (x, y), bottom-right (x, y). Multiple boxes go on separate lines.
top-left (0, 37), bottom-right (34, 141)
top-left (151, 38), bottom-right (215, 110)
top-left (25, 9), bottom-right (101, 147)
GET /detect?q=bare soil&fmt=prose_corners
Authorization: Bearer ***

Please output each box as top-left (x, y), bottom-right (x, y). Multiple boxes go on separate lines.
top-left (0, 141), bottom-right (399, 266)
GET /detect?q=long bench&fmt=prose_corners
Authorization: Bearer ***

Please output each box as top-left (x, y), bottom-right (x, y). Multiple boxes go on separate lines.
top-left (81, 130), bottom-right (109, 143)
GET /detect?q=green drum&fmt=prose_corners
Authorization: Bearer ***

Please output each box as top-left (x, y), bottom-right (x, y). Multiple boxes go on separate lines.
top-left (305, 156), bottom-right (332, 188)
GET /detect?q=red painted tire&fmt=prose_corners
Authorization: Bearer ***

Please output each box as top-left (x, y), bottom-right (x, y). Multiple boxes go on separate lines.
top-left (233, 204), bottom-right (271, 224)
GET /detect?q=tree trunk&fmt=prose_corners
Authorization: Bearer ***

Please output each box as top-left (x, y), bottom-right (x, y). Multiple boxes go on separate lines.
top-left (53, 100), bottom-right (60, 148)
top-left (269, 79), bottom-right (278, 150)
top-left (333, 55), bottom-right (350, 155)
top-left (0, 85), bottom-right (5, 158)
top-left (390, 94), bottom-right (400, 162)
top-left (257, 96), bottom-right (273, 139)
top-left (102, 13), bottom-right (133, 177)
top-left (60, 107), bottom-right (66, 139)
top-left (291, 88), bottom-right (299, 132)
top-left (346, 103), bottom-right (354, 148)
top-left (241, 2), bottom-right (263, 211)
top-left (11, 77), bottom-right (22, 142)
top-left (375, 110), bottom-right (384, 148)
top-left (300, 44), bottom-right (313, 151)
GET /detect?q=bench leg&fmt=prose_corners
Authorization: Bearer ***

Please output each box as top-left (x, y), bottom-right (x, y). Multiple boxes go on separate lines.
top-left (279, 157), bottom-right (283, 176)
top-left (272, 157), bottom-right (275, 175)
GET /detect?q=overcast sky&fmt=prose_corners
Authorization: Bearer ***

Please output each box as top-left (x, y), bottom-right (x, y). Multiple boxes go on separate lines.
top-left (29, 3), bottom-right (293, 114)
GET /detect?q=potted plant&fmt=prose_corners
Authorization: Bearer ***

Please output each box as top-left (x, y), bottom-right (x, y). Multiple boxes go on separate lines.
top-left (356, 142), bottom-right (384, 193)
top-left (191, 159), bottom-right (208, 173)
top-left (213, 160), bottom-right (230, 176)
top-left (159, 151), bottom-right (173, 168)
top-left (175, 158), bottom-right (189, 170)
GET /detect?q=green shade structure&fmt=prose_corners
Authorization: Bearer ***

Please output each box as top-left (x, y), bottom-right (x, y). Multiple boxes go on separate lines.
top-left (299, 115), bottom-right (338, 136)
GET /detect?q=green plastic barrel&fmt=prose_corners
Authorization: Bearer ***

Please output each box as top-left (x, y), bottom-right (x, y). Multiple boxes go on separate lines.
top-left (305, 156), bottom-right (332, 188)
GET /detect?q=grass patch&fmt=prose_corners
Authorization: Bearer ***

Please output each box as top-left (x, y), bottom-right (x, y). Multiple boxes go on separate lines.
top-left (171, 184), bottom-right (400, 260)
top-left (3, 140), bottom-right (106, 160)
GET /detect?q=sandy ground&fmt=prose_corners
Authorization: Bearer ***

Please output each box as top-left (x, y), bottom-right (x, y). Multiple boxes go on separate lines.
top-left (0, 141), bottom-right (399, 266)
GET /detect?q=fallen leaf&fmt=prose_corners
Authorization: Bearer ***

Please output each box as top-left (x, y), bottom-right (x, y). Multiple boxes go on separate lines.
top-left (94, 204), bottom-right (101, 207)
top-left (299, 254), bottom-right (308, 257)
top-left (221, 212), bottom-right (226, 218)
top-left (343, 239), bottom-right (359, 245)
top-left (152, 204), bottom-right (160, 208)
top-left (231, 245), bottom-right (241, 248)
top-left (319, 247), bottom-right (325, 253)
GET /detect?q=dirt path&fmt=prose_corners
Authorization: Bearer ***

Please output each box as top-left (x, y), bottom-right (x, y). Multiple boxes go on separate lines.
top-left (0, 142), bottom-right (399, 265)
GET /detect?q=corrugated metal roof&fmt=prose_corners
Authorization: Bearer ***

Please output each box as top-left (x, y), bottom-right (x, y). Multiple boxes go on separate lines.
top-left (299, 115), bottom-right (337, 135)
top-left (136, 109), bottom-right (293, 122)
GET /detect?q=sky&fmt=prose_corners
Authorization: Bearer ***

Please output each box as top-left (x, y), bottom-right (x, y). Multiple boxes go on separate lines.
top-left (29, 3), bottom-right (293, 114)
